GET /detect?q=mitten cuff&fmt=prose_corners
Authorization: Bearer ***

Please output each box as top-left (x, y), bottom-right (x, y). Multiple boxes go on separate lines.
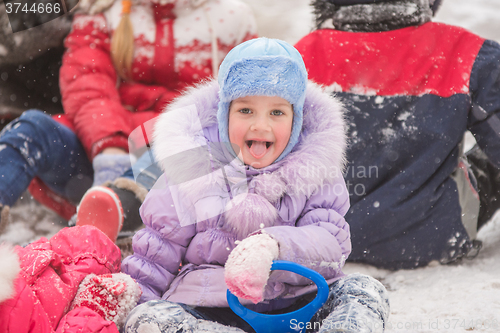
top-left (71, 273), bottom-right (142, 328)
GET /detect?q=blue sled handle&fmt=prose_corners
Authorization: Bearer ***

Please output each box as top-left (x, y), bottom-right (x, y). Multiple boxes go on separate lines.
top-left (227, 260), bottom-right (329, 333)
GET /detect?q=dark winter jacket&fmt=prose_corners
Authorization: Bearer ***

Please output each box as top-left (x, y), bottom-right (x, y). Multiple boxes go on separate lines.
top-left (295, 21), bottom-right (500, 269)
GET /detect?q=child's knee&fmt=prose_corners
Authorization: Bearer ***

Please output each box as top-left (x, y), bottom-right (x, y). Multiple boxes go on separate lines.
top-left (16, 110), bottom-right (58, 137)
top-left (334, 274), bottom-right (390, 319)
top-left (318, 274), bottom-right (390, 333)
top-left (123, 300), bottom-right (197, 332)
top-left (19, 110), bottom-right (51, 124)
top-left (337, 274), bottom-right (387, 296)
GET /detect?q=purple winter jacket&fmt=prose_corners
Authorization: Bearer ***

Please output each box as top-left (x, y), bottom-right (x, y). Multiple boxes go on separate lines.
top-left (121, 80), bottom-right (351, 311)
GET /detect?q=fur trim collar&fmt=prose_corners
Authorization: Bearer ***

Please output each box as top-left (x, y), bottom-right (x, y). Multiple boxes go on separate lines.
top-left (154, 79), bottom-right (346, 197)
top-left (153, 80), bottom-right (346, 238)
top-left (0, 244), bottom-right (20, 303)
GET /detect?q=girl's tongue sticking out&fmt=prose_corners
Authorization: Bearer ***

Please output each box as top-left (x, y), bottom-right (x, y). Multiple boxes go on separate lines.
top-left (248, 141), bottom-right (269, 159)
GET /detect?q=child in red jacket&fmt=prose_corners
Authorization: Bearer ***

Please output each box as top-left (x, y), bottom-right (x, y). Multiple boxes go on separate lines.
top-left (0, 0), bottom-right (257, 240)
top-left (0, 225), bottom-right (141, 333)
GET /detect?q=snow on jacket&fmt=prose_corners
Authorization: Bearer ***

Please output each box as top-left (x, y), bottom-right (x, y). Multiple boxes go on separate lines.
top-left (0, 226), bottom-right (122, 333)
top-left (295, 22), bottom-right (500, 269)
top-left (59, 0), bottom-right (257, 159)
top-left (122, 80), bottom-right (351, 311)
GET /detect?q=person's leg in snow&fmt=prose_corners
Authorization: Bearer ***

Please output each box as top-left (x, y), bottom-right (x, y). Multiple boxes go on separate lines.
top-left (75, 151), bottom-right (161, 246)
top-left (75, 178), bottom-right (147, 244)
top-left (123, 300), bottom-right (247, 333)
top-left (310, 274), bottom-right (390, 333)
top-left (0, 110), bottom-right (93, 231)
top-left (123, 274), bottom-right (389, 333)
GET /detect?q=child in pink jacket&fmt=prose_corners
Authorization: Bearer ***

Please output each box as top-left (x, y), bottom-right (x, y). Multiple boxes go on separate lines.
top-left (0, 225), bottom-right (141, 333)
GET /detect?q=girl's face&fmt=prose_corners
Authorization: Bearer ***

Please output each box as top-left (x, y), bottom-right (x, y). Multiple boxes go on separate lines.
top-left (228, 95), bottom-right (293, 169)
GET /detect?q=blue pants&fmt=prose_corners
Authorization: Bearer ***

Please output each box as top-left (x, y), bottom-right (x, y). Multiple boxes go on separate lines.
top-left (0, 110), bottom-right (93, 206)
top-left (124, 274), bottom-right (390, 333)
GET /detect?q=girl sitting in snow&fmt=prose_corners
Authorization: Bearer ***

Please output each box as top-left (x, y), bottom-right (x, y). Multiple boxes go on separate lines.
top-left (121, 38), bottom-right (390, 332)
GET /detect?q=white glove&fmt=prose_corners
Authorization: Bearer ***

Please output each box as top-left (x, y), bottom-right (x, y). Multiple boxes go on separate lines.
top-left (224, 233), bottom-right (279, 304)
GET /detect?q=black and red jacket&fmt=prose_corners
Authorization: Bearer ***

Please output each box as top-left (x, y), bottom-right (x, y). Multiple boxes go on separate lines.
top-left (295, 22), bottom-right (500, 269)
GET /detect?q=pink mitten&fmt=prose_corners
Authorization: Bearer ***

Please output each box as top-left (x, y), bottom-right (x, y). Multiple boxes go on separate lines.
top-left (70, 273), bottom-right (142, 328)
top-left (225, 233), bottom-right (279, 304)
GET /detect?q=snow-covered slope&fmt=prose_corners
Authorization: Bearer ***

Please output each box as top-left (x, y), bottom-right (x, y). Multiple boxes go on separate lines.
top-left (343, 214), bottom-right (500, 333)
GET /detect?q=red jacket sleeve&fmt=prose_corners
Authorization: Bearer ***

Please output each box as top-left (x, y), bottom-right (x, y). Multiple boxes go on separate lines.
top-left (56, 307), bottom-right (119, 333)
top-left (60, 14), bottom-right (130, 158)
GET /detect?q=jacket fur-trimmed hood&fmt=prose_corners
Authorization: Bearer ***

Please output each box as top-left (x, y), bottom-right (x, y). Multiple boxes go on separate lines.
top-left (152, 79), bottom-right (347, 238)
top-left (0, 244), bottom-right (20, 303)
top-left (153, 79), bottom-right (346, 196)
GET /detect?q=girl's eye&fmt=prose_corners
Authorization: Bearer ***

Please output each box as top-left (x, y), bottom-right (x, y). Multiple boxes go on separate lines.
top-left (239, 108), bottom-right (251, 114)
top-left (271, 110), bottom-right (284, 116)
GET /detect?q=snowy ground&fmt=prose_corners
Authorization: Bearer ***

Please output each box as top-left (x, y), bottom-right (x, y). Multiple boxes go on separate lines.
top-left (1, 0), bottom-right (500, 332)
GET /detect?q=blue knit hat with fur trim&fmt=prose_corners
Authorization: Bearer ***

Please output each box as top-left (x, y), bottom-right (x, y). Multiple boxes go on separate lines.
top-left (217, 38), bottom-right (308, 163)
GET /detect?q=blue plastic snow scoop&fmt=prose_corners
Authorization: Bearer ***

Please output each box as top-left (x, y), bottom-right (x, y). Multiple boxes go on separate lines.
top-left (227, 260), bottom-right (329, 333)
